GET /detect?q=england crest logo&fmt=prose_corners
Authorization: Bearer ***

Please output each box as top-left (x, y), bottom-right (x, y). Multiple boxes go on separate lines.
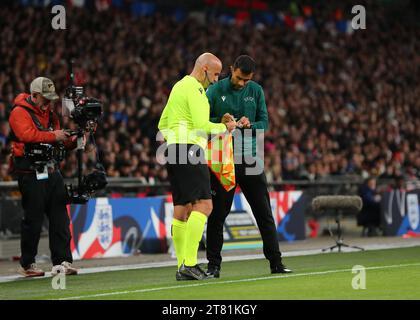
top-left (95, 198), bottom-right (113, 250)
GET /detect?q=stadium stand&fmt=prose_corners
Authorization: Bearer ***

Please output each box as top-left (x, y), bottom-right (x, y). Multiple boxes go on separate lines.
top-left (0, 0), bottom-right (419, 186)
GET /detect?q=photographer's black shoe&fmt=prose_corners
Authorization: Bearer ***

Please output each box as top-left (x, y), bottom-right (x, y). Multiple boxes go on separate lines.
top-left (179, 264), bottom-right (208, 280)
top-left (271, 264), bottom-right (293, 274)
top-left (176, 270), bottom-right (195, 281)
top-left (206, 265), bottom-right (221, 278)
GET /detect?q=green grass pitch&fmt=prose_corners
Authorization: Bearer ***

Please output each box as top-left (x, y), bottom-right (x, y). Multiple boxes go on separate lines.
top-left (1, 246), bottom-right (419, 300)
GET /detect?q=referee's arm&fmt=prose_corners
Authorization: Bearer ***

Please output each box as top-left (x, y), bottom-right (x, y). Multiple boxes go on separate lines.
top-left (206, 85), bottom-right (220, 123)
top-left (158, 106), bottom-right (169, 140)
top-left (251, 86), bottom-right (269, 131)
top-left (189, 89), bottom-right (226, 134)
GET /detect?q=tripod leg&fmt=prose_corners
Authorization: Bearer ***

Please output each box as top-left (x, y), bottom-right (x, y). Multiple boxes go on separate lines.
top-left (322, 244), bottom-right (338, 252)
top-left (349, 245), bottom-right (365, 251)
top-left (340, 243), bottom-right (365, 251)
top-left (334, 243), bottom-right (365, 251)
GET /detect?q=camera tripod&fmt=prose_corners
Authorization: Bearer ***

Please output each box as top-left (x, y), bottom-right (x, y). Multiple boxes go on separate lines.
top-left (322, 214), bottom-right (364, 252)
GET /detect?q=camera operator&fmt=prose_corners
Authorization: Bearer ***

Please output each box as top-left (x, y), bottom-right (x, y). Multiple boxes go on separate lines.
top-left (9, 77), bottom-right (79, 277)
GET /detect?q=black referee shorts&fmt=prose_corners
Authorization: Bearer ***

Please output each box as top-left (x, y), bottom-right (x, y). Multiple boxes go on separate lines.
top-left (165, 144), bottom-right (211, 206)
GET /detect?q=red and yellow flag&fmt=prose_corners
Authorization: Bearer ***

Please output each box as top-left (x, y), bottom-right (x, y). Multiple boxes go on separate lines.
top-left (207, 133), bottom-right (236, 191)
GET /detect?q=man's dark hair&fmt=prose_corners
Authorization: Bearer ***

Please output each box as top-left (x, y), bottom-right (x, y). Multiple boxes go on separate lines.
top-left (233, 55), bottom-right (256, 75)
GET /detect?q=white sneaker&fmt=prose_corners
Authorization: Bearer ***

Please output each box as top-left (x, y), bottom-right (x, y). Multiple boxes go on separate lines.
top-left (18, 263), bottom-right (45, 278)
top-left (51, 261), bottom-right (78, 276)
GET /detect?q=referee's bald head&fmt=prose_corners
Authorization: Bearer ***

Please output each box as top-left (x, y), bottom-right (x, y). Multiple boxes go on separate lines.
top-left (195, 52), bottom-right (222, 69)
top-left (192, 52), bottom-right (222, 89)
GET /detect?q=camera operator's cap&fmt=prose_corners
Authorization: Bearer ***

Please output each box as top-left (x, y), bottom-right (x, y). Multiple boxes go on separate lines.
top-left (30, 77), bottom-right (59, 101)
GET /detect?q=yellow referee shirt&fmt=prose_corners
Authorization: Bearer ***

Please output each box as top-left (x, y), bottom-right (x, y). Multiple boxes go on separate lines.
top-left (158, 75), bottom-right (226, 150)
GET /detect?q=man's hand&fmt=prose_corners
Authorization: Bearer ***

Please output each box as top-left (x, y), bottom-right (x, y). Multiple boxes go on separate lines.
top-left (238, 116), bottom-right (251, 128)
top-left (71, 134), bottom-right (87, 148)
top-left (53, 130), bottom-right (70, 142)
top-left (221, 113), bottom-right (234, 124)
top-left (225, 119), bottom-right (237, 132)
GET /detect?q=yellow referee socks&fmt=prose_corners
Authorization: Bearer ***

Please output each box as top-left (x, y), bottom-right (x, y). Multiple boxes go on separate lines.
top-left (172, 218), bottom-right (187, 269)
top-left (184, 211), bottom-right (208, 267)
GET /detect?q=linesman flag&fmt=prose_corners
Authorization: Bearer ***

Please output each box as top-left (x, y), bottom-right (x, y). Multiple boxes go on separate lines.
top-left (207, 133), bottom-right (236, 191)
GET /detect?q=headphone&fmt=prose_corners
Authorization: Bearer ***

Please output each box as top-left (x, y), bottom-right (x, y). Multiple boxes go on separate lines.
top-left (204, 70), bottom-right (213, 85)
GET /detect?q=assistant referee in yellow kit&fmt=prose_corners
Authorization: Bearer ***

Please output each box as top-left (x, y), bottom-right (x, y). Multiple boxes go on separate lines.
top-left (158, 53), bottom-right (236, 281)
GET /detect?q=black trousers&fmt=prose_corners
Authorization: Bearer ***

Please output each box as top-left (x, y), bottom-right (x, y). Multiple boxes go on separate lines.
top-left (206, 161), bottom-right (283, 269)
top-left (18, 171), bottom-right (73, 267)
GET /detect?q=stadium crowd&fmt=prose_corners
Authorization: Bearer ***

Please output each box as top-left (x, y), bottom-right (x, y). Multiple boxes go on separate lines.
top-left (0, 1), bottom-right (419, 186)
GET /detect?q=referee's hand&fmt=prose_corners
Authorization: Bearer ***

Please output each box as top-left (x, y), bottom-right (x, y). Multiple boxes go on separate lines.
top-left (221, 113), bottom-right (234, 124)
top-left (238, 116), bottom-right (251, 128)
top-left (225, 119), bottom-right (237, 132)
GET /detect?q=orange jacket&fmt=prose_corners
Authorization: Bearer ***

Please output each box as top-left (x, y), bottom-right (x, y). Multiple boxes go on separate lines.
top-left (9, 93), bottom-right (76, 158)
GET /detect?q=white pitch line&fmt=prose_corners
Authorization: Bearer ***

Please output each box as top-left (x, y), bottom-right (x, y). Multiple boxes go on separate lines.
top-left (1, 241), bottom-right (419, 284)
top-left (58, 262), bottom-right (420, 300)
